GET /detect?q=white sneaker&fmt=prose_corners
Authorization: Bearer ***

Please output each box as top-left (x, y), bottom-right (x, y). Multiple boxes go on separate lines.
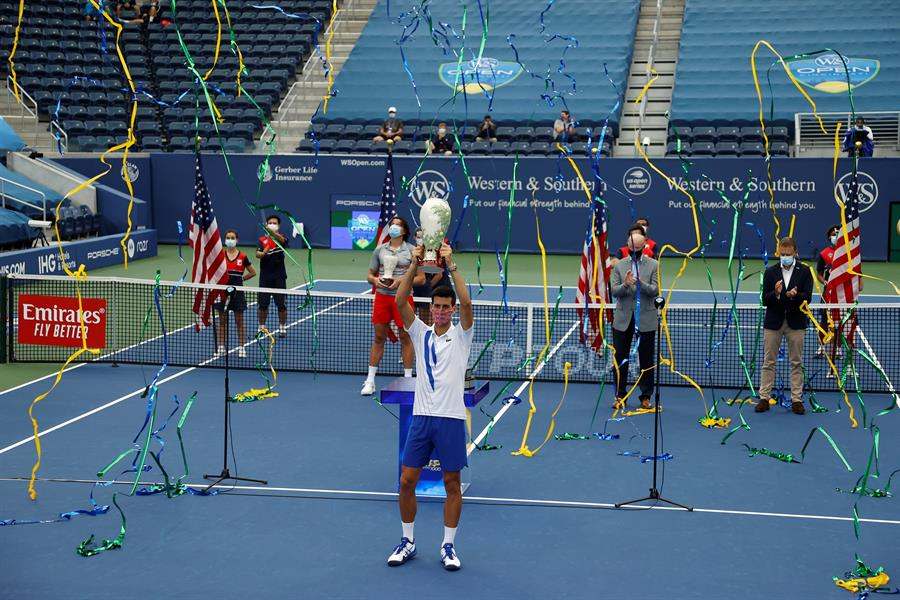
top-left (440, 543), bottom-right (461, 571)
top-left (258, 325), bottom-right (265, 334)
top-left (361, 380), bottom-right (376, 396)
top-left (278, 325), bottom-right (287, 338)
top-left (215, 346), bottom-right (225, 357)
top-left (238, 347), bottom-right (247, 358)
top-left (815, 346), bottom-right (825, 358)
top-left (387, 538), bottom-right (416, 566)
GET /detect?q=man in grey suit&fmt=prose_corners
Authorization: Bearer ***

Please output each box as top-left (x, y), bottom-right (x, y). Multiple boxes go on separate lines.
top-left (610, 225), bottom-right (660, 409)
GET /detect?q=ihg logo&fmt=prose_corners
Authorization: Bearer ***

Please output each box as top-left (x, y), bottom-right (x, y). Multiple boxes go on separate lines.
top-left (406, 170), bottom-right (451, 208)
top-left (834, 171), bottom-right (878, 213)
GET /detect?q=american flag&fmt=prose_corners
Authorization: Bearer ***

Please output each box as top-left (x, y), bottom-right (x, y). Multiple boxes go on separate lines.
top-left (575, 197), bottom-right (611, 350)
top-left (189, 153), bottom-right (228, 328)
top-left (828, 170), bottom-right (862, 304)
top-left (375, 152), bottom-right (397, 245)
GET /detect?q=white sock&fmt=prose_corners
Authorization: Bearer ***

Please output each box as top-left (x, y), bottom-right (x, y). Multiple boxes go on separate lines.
top-left (404, 368), bottom-right (413, 378)
top-left (402, 521), bottom-right (414, 542)
top-left (442, 526), bottom-right (457, 546)
top-left (367, 366), bottom-right (377, 382)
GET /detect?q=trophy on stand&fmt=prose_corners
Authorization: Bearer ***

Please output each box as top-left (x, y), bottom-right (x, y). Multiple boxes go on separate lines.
top-left (418, 197), bottom-right (452, 274)
top-left (380, 252), bottom-right (400, 286)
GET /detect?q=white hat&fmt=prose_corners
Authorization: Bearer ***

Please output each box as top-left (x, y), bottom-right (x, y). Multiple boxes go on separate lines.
top-left (388, 106), bottom-right (397, 113)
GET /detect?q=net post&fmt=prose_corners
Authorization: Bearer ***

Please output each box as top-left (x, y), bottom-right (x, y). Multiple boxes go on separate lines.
top-left (0, 274), bottom-right (7, 364)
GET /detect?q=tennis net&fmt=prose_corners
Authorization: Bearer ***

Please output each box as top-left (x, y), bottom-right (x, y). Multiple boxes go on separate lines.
top-left (2, 274), bottom-right (897, 394)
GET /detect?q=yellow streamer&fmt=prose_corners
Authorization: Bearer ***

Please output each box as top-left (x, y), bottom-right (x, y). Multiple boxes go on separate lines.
top-left (321, 0), bottom-right (339, 112)
top-left (632, 67), bottom-right (659, 106)
top-left (513, 362), bottom-right (573, 457)
top-left (699, 416), bottom-right (731, 428)
top-left (834, 572), bottom-right (890, 594)
top-left (5, 0), bottom-right (25, 102)
top-left (203, 0), bottom-right (224, 81)
top-left (233, 328), bottom-right (279, 401)
top-left (749, 40), bottom-right (828, 247)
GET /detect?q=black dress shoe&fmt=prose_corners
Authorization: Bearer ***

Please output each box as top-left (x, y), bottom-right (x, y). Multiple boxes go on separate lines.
top-left (755, 399), bottom-right (770, 412)
top-left (792, 401), bottom-right (806, 415)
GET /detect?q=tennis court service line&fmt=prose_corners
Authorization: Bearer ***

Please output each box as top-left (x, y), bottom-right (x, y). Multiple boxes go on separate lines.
top-left (9, 477), bottom-right (900, 527)
top-left (468, 320), bottom-right (580, 455)
top-left (0, 280), bottom-right (320, 398)
top-left (0, 288), bottom-right (366, 457)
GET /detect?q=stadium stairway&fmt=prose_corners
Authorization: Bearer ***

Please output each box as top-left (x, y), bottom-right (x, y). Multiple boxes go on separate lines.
top-left (1, 85), bottom-right (60, 155)
top-left (272, 0), bottom-right (378, 153)
top-left (615, 0), bottom-right (685, 157)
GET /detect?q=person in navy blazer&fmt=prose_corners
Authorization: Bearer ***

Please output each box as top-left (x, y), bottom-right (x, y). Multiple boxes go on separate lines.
top-left (756, 237), bottom-right (813, 415)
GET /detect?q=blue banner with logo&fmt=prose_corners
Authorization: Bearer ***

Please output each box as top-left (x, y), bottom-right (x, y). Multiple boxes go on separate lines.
top-left (141, 154), bottom-right (896, 261)
top-left (0, 229), bottom-right (157, 275)
top-left (787, 52), bottom-right (880, 94)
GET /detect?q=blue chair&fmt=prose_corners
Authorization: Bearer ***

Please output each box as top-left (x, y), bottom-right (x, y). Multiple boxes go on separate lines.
top-left (72, 136), bottom-right (97, 152)
top-left (740, 127), bottom-right (763, 143)
top-left (716, 126), bottom-right (740, 142)
top-left (766, 126), bottom-right (789, 143)
top-left (83, 120), bottom-right (106, 136)
top-left (509, 141), bottom-right (530, 155)
top-left (334, 139), bottom-right (356, 153)
top-left (715, 142), bottom-right (739, 156)
top-left (532, 127), bottom-right (555, 143)
top-left (141, 136), bottom-right (164, 151)
top-left (513, 127), bottom-right (535, 141)
top-left (770, 141), bottom-right (790, 156)
top-left (691, 141), bottom-right (716, 156)
top-left (496, 126), bottom-right (516, 141)
top-left (668, 126), bottom-right (693, 144)
top-left (528, 142), bottom-right (552, 155)
top-left (353, 141), bottom-right (375, 154)
top-left (468, 141), bottom-right (491, 155)
top-left (296, 139), bottom-right (317, 153)
top-left (392, 141), bottom-right (412, 154)
top-left (692, 126), bottom-right (717, 143)
top-left (740, 142), bottom-right (765, 157)
top-left (342, 124), bottom-right (364, 141)
top-left (666, 141), bottom-right (691, 156)
top-left (489, 141), bottom-right (510, 155)
top-left (316, 139), bottom-right (337, 153)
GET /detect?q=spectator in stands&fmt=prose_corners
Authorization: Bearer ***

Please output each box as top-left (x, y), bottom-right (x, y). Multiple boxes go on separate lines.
top-left (756, 236), bottom-right (812, 416)
top-left (815, 225), bottom-right (840, 359)
top-left (215, 230), bottom-right (257, 359)
top-left (842, 116), bottom-right (874, 157)
top-left (85, 0), bottom-right (109, 21)
top-left (553, 110), bottom-right (575, 141)
top-left (427, 122), bottom-right (455, 155)
top-left (362, 217), bottom-right (425, 396)
top-left (257, 215), bottom-right (288, 338)
top-left (137, 0), bottom-right (160, 23)
top-left (475, 115), bottom-right (497, 142)
top-left (610, 225), bottom-right (660, 410)
top-left (411, 227), bottom-right (446, 324)
top-left (373, 106), bottom-right (404, 143)
top-left (615, 218), bottom-right (656, 260)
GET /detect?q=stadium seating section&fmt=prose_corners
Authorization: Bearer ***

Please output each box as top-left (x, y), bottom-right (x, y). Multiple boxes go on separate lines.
top-left (0, 0), bottom-right (330, 153)
top-left (311, 0), bottom-right (639, 155)
top-left (0, 207), bottom-right (39, 249)
top-left (670, 0), bottom-right (900, 136)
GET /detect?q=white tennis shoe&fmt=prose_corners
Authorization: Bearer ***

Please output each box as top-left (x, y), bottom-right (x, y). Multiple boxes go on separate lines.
top-left (215, 346), bottom-right (225, 357)
top-left (440, 543), bottom-right (461, 571)
top-left (387, 538), bottom-right (416, 566)
top-left (238, 347), bottom-right (247, 358)
top-left (278, 325), bottom-right (287, 338)
top-left (361, 380), bottom-right (376, 396)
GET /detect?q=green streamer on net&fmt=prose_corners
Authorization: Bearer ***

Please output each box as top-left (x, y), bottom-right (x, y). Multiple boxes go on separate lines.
top-left (798, 426), bottom-right (853, 471)
top-left (743, 444), bottom-right (798, 464)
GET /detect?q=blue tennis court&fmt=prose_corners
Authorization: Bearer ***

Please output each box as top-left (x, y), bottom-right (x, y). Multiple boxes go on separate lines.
top-left (1, 280), bottom-right (897, 598)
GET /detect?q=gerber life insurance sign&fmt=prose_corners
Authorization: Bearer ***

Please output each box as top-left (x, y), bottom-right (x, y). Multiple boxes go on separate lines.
top-left (17, 294), bottom-right (107, 348)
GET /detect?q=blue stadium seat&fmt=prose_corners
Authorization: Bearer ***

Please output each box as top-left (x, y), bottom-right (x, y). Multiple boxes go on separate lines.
top-left (668, 126), bottom-right (693, 143)
top-left (716, 126), bottom-right (740, 142)
top-left (495, 126), bottom-right (517, 142)
top-left (766, 126), bottom-right (789, 143)
top-left (770, 141), bottom-right (790, 156)
top-left (532, 127), bottom-right (555, 143)
top-left (740, 127), bottom-right (763, 143)
top-left (528, 142), bottom-right (551, 155)
top-left (342, 124), bottom-right (364, 140)
top-left (323, 124), bottom-right (345, 139)
top-left (334, 139), bottom-right (356, 153)
top-left (141, 136), bottom-right (164, 151)
top-left (715, 142), bottom-right (739, 156)
top-left (666, 141), bottom-right (691, 156)
top-left (509, 141), bottom-right (530, 155)
top-left (692, 126), bottom-right (717, 143)
top-left (513, 127), bottom-right (535, 142)
top-left (392, 141), bottom-right (412, 154)
top-left (489, 141), bottom-right (511, 155)
top-left (468, 141), bottom-right (491, 155)
top-left (739, 142), bottom-right (765, 157)
top-left (691, 141), bottom-right (715, 156)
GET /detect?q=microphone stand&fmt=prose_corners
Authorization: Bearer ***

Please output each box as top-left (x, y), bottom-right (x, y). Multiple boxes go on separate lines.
top-left (615, 296), bottom-right (692, 511)
top-left (204, 286), bottom-right (268, 492)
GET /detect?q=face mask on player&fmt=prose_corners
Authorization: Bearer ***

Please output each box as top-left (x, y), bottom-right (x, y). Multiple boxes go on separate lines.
top-left (388, 224), bottom-right (403, 239)
top-left (225, 238), bottom-right (237, 249)
top-left (267, 222), bottom-right (279, 232)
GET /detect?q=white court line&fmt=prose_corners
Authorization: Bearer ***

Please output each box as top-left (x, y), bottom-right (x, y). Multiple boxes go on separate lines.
top-left (0, 288), bottom-right (368, 457)
top-left (8, 477), bottom-right (900, 527)
top-left (468, 320), bottom-right (580, 455)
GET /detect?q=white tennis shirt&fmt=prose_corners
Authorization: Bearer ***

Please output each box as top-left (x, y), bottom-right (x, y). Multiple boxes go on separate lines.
top-left (406, 317), bottom-right (475, 420)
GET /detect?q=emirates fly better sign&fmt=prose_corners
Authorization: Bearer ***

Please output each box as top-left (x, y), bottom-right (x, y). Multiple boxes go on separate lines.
top-left (17, 294), bottom-right (107, 348)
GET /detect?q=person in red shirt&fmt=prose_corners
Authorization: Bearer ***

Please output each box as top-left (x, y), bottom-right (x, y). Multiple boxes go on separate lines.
top-left (615, 217), bottom-right (656, 260)
top-left (815, 225), bottom-right (844, 360)
top-left (215, 229), bottom-right (257, 359)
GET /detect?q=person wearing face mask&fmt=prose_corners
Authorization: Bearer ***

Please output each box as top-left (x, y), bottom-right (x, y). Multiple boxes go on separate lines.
top-left (215, 230), bottom-right (257, 358)
top-left (411, 227), bottom-right (445, 324)
top-left (756, 237), bottom-right (813, 415)
top-left (815, 225), bottom-right (840, 358)
top-left (842, 116), bottom-right (874, 157)
top-left (374, 106), bottom-right (404, 143)
top-left (427, 122), bottom-right (455, 156)
top-left (616, 217), bottom-right (656, 260)
top-left (609, 225), bottom-right (660, 410)
top-left (363, 217), bottom-right (425, 395)
top-left (553, 110), bottom-right (576, 141)
top-left (257, 215), bottom-right (289, 338)
top-left (389, 242), bottom-right (474, 571)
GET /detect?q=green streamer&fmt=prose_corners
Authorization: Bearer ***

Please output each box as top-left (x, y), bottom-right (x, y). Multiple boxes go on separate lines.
top-left (799, 426), bottom-right (853, 471)
top-left (743, 444), bottom-right (798, 464)
top-left (76, 493), bottom-right (126, 557)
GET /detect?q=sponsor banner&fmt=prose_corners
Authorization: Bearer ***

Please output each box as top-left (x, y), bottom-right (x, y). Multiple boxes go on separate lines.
top-left (17, 294), bottom-right (107, 348)
top-left (438, 57), bottom-right (524, 93)
top-left (788, 53), bottom-right (880, 94)
top-left (150, 154), bottom-right (897, 260)
top-left (330, 195), bottom-right (381, 250)
top-left (0, 229), bottom-right (157, 276)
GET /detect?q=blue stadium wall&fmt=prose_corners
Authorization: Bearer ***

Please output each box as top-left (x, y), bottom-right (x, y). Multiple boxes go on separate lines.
top-left (57, 155), bottom-right (898, 261)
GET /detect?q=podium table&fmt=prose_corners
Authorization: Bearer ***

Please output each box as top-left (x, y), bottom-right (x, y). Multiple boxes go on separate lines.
top-left (380, 378), bottom-right (489, 497)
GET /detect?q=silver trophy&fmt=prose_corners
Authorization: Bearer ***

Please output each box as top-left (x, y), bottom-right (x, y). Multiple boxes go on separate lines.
top-left (418, 197), bottom-right (452, 274)
top-left (380, 252), bottom-right (400, 286)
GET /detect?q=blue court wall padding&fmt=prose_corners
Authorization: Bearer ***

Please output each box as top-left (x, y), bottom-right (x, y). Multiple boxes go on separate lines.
top-left (133, 153), bottom-right (895, 261)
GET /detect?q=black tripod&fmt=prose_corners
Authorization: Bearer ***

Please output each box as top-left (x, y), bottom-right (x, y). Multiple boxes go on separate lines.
top-left (615, 296), bottom-right (692, 511)
top-left (204, 286), bottom-right (268, 492)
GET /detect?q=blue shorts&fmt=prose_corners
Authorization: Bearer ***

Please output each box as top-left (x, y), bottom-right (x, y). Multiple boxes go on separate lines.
top-left (402, 416), bottom-right (468, 473)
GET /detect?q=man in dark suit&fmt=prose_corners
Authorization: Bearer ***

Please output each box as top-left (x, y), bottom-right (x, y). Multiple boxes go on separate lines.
top-left (610, 225), bottom-right (660, 409)
top-left (756, 236), bottom-right (813, 415)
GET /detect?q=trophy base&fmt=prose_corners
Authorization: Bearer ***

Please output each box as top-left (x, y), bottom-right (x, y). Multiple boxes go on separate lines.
top-left (379, 277), bottom-right (394, 287)
top-left (420, 259), bottom-right (444, 274)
